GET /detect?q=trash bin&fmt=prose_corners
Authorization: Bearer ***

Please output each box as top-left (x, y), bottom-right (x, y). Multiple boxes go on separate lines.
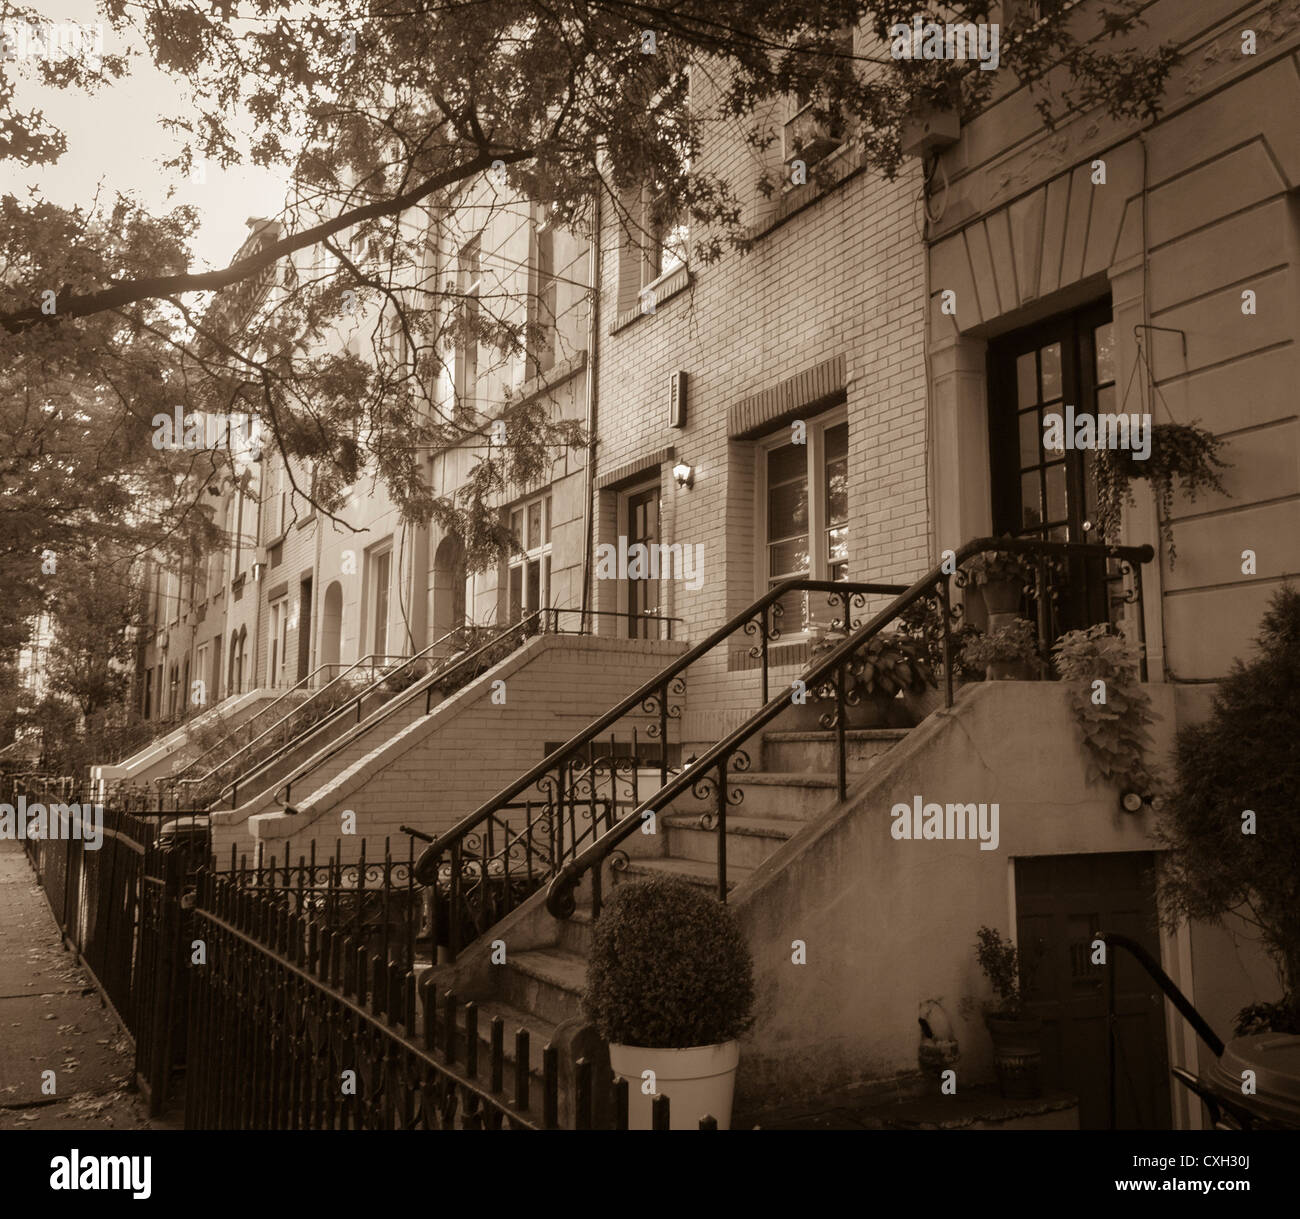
top-left (1206, 1033), bottom-right (1300, 1129)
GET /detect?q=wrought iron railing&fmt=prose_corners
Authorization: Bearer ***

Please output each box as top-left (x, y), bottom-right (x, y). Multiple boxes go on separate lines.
top-left (165, 652), bottom-right (411, 793)
top-left (186, 869), bottom-right (718, 1129)
top-left (540, 538), bottom-right (1154, 922)
top-left (412, 580), bottom-right (907, 956)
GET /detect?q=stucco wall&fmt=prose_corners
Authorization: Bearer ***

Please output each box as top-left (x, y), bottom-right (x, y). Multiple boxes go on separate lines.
top-left (730, 681), bottom-right (1203, 1110)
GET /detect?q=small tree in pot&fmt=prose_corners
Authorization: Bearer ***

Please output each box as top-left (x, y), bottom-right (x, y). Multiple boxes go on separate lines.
top-left (583, 875), bottom-right (755, 1129)
top-left (974, 925), bottom-right (1043, 1099)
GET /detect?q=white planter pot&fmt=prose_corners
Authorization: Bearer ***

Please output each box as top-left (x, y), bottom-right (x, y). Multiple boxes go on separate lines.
top-left (609, 1040), bottom-right (740, 1130)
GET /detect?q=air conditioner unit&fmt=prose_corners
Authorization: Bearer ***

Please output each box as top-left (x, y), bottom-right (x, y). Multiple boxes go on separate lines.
top-left (900, 107), bottom-right (961, 158)
top-left (783, 103), bottom-right (843, 167)
top-left (668, 370), bottom-right (687, 429)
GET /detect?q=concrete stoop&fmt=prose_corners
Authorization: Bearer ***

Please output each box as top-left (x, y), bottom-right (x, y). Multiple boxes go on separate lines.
top-left (212, 633), bottom-right (688, 863)
top-left (91, 688), bottom-right (285, 793)
top-left (424, 681), bottom-right (1179, 1125)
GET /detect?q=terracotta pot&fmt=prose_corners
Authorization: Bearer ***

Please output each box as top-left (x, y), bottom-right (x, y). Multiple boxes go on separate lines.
top-left (985, 1015), bottom-right (1044, 1099)
top-left (609, 1040), bottom-right (740, 1130)
top-left (981, 579), bottom-right (1024, 615)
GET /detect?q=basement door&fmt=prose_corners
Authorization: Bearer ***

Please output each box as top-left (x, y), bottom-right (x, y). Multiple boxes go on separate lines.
top-left (1014, 852), bottom-right (1171, 1130)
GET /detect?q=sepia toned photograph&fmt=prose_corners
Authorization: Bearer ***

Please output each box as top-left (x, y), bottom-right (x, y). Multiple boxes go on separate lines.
top-left (0, 0), bottom-right (1295, 1197)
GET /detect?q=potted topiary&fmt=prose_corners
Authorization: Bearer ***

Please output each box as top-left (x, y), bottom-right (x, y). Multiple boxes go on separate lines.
top-left (960, 618), bottom-right (1040, 681)
top-left (974, 925), bottom-right (1043, 1099)
top-left (961, 548), bottom-right (1033, 615)
top-left (583, 875), bottom-right (755, 1129)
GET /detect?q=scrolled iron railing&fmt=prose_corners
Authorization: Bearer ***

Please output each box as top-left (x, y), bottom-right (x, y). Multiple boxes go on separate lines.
top-left (541, 537), bottom-right (1154, 922)
top-left (412, 579), bottom-right (909, 956)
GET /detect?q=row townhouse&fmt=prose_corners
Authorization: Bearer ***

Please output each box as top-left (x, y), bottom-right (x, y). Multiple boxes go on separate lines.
top-left (112, 0), bottom-right (1298, 1127)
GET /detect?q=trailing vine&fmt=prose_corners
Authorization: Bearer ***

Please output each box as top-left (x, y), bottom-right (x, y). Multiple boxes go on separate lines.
top-left (1051, 625), bottom-right (1157, 794)
top-left (1093, 422), bottom-right (1228, 562)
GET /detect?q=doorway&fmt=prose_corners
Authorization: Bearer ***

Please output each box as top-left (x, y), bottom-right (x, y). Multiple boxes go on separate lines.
top-left (623, 483), bottom-right (662, 638)
top-left (987, 301), bottom-right (1117, 633)
top-left (1015, 851), bottom-right (1172, 1129)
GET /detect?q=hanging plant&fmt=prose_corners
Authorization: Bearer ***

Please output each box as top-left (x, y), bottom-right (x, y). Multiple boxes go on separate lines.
top-left (1093, 422), bottom-right (1228, 562)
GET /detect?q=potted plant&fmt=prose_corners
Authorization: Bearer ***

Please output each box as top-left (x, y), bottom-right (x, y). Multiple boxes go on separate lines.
top-left (583, 875), bottom-right (755, 1130)
top-left (960, 618), bottom-right (1040, 681)
top-left (897, 599), bottom-right (984, 720)
top-left (961, 547), bottom-right (1033, 615)
top-left (1094, 421), bottom-right (1228, 562)
top-left (974, 925), bottom-right (1043, 1099)
top-left (806, 631), bottom-right (934, 728)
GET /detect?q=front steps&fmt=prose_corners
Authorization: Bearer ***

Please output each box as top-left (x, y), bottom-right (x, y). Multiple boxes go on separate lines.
top-left (432, 726), bottom-right (909, 1123)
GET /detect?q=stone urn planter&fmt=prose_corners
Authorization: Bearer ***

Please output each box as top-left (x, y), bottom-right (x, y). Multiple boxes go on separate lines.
top-left (961, 618), bottom-right (1040, 682)
top-left (985, 1015), bottom-right (1045, 1099)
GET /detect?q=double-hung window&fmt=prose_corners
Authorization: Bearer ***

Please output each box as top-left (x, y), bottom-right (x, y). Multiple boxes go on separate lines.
top-left (508, 494), bottom-right (552, 625)
top-left (268, 596), bottom-right (290, 688)
top-left (761, 413), bottom-right (849, 632)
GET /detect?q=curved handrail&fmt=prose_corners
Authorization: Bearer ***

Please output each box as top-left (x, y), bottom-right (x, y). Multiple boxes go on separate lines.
top-left (1096, 930), bottom-right (1224, 1058)
top-left (542, 536), bottom-right (1155, 919)
top-left (412, 579), bottom-right (908, 886)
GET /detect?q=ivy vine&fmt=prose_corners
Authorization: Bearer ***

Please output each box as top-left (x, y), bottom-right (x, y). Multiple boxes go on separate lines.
top-left (1051, 625), bottom-right (1157, 794)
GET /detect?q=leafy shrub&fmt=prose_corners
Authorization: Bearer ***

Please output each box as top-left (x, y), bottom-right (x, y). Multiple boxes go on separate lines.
top-left (1157, 586), bottom-right (1300, 1008)
top-left (960, 618), bottom-right (1039, 668)
top-left (1234, 999), bottom-right (1300, 1037)
top-left (583, 876), bottom-right (755, 1048)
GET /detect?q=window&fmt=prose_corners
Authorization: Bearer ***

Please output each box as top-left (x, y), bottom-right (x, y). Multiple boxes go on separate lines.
top-left (455, 236), bottom-right (482, 415)
top-left (761, 414), bottom-right (849, 631)
top-left (195, 643), bottom-right (209, 704)
top-left (268, 595), bottom-right (290, 688)
top-left (783, 27), bottom-right (853, 170)
top-left (530, 216), bottom-right (558, 377)
top-left (370, 548), bottom-right (392, 658)
top-left (508, 493), bottom-right (552, 625)
top-left (616, 184), bottom-right (688, 318)
top-left (265, 459), bottom-right (287, 540)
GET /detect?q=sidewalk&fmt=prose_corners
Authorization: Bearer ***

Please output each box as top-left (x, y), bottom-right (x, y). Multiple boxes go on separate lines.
top-left (0, 839), bottom-right (161, 1130)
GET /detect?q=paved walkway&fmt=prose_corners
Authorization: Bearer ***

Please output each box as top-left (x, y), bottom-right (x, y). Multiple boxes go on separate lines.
top-left (0, 839), bottom-right (160, 1130)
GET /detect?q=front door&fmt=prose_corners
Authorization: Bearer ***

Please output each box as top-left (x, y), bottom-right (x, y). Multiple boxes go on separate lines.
top-left (1015, 852), bottom-right (1172, 1129)
top-left (988, 302), bottom-right (1117, 633)
top-left (625, 485), bottom-right (661, 638)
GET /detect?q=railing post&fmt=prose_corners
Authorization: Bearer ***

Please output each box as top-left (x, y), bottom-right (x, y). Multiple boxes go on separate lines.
top-left (939, 577), bottom-right (954, 709)
top-left (835, 665), bottom-right (847, 803)
top-left (1107, 943), bottom-right (1117, 1131)
top-left (760, 605), bottom-right (770, 707)
top-left (716, 758), bottom-right (729, 903)
top-left (1132, 563), bottom-right (1149, 682)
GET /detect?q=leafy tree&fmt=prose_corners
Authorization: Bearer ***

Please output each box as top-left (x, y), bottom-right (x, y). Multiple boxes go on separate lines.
top-left (0, 0), bottom-right (1181, 585)
top-left (1156, 587), bottom-right (1300, 1012)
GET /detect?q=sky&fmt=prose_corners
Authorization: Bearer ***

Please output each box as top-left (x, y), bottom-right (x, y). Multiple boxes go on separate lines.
top-left (1, 0), bottom-right (290, 271)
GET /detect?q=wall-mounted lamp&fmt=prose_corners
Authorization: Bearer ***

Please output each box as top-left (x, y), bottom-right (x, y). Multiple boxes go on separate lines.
top-left (672, 461), bottom-right (694, 490)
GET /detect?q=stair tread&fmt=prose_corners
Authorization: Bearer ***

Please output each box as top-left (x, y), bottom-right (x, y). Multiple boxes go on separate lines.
top-left (620, 857), bottom-right (755, 887)
top-left (453, 996), bottom-right (559, 1055)
top-left (509, 947), bottom-right (589, 995)
top-left (763, 728), bottom-right (908, 742)
top-left (661, 812), bottom-right (796, 839)
top-left (729, 770), bottom-right (838, 787)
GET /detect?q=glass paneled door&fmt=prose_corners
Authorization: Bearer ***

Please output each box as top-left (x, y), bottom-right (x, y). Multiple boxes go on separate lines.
top-left (988, 302), bottom-right (1116, 633)
top-left (625, 485), bottom-right (661, 638)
